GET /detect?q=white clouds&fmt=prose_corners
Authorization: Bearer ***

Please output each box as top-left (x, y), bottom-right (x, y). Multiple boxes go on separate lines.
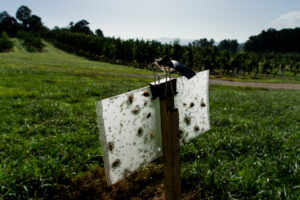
top-left (270, 11), bottom-right (300, 29)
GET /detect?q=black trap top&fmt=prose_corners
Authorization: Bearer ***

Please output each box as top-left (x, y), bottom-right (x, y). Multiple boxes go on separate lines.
top-left (150, 78), bottom-right (177, 100)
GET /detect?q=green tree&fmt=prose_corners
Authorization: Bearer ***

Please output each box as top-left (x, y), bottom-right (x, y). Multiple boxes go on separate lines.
top-left (290, 61), bottom-right (299, 77)
top-left (172, 39), bottom-right (184, 61)
top-left (183, 44), bottom-right (194, 68)
top-left (0, 31), bottom-right (14, 52)
top-left (29, 15), bottom-right (43, 32)
top-left (16, 5), bottom-right (32, 29)
top-left (244, 27), bottom-right (300, 53)
top-left (17, 30), bottom-right (44, 51)
top-left (192, 38), bottom-right (215, 47)
top-left (70, 20), bottom-right (93, 34)
top-left (219, 50), bottom-right (233, 74)
top-left (95, 28), bottom-right (104, 37)
top-left (0, 11), bottom-right (19, 36)
top-left (218, 39), bottom-right (238, 52)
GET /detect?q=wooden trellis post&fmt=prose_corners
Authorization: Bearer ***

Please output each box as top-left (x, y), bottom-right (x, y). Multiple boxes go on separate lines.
top-left (150, 79), bottom-right (181, 199)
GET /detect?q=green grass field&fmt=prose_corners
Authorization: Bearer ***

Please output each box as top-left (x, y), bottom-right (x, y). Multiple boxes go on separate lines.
top-left (0, 41), bottom-right (299, 199)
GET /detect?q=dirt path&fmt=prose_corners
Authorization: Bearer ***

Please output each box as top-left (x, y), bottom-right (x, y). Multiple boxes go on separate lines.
top-left (209, 79), bottom-right (300, 90)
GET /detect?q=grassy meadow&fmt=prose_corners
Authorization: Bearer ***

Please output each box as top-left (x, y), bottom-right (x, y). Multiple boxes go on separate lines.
top-left (0, 40), bottom-right (299, 199)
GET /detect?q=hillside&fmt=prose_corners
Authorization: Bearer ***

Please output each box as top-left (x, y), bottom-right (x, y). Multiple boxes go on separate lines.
top-left (1, 39), bottom-right (154, 78)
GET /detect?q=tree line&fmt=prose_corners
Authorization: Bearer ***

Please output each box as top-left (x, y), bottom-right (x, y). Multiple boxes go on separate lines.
top-left (44, 28), bottom-right (300, 77)
top-left (1, 5), bottom-right (299, 77)
top-left (0, 5), bottom-right (45, 51)
top-left (245, 28), bottom-right (300, 53)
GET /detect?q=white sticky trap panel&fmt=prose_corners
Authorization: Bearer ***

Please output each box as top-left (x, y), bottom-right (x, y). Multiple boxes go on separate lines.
top-left (95, 70), bottom-right (210, 185)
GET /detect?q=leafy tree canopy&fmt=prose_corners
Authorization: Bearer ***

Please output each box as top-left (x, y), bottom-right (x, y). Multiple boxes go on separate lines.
top-left (16, 5), bottom-right (31, 28)
top-left (70, 19), bottom-right (93, 34)
top-left (29, 15), bottom-right (43, 32)
top-left (0, 11), bottom-right (19, 36)
top-left (244, 27), bottom-right (300, 53)
top-left (191, 38), bottom-right (215, 47)
top-left (95, 28), bottom-right (103, 37)
top-left (218, 39), bottom-right (238, 52)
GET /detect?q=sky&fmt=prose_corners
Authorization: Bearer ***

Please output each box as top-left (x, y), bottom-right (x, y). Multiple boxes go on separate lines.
top-left (2, 0), bottom-right (300, 43)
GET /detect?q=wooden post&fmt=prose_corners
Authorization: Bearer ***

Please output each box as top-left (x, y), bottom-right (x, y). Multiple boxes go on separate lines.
top-left (149, 78), bottom-right (181, 200)
top-left (160, 95), bottom-right (181, 200)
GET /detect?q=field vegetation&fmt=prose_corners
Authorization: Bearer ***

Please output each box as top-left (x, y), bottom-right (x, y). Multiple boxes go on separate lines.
top-left (0, 40), bottom-right (299, 199)
top-left (0, 32), bottom-right (14, 52)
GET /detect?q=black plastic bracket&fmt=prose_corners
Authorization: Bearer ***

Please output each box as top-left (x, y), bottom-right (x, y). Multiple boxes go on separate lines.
top-left (150, 79), bottom-right (177, 100)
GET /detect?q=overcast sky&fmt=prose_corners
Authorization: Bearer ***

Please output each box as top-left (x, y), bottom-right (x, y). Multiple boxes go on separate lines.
top-left (2, 0), bottom-right (300, 43)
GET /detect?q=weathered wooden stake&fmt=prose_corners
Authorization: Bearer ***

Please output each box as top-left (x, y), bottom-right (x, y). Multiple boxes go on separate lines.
top-left (158, 82), bottom-right (181, 200)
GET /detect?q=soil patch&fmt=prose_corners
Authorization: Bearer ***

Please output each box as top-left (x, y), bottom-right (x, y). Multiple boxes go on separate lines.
top-left (51, 165), bottom-right (199, 200)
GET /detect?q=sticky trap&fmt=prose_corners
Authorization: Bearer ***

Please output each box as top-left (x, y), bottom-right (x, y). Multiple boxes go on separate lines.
top-left (95, 70), bottom-right (210, 185)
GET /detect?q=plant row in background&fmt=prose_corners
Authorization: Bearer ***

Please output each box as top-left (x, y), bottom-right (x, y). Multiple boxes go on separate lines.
top-left (45, 29), bottom-right (300, 78)
top-left (1, 5), bottom-right (300, 77)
